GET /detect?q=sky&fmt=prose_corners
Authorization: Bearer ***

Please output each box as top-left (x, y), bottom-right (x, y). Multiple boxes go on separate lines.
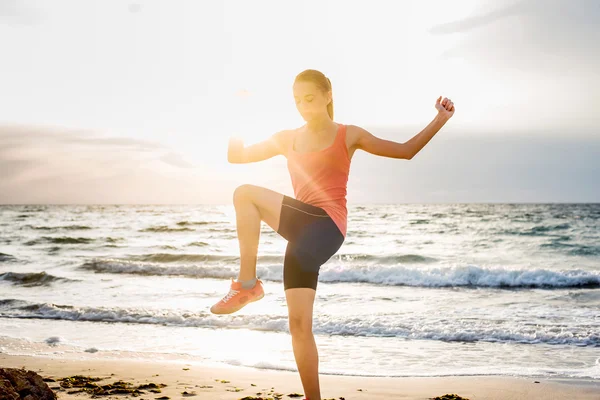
top-left (1, 0), bottom-right (599, 204)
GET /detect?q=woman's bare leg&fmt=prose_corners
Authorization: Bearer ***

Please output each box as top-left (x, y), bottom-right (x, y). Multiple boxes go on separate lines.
top-left (286, 288), bottom-right (321, 400)
top-left (232, 184), bottom-right (284, 280)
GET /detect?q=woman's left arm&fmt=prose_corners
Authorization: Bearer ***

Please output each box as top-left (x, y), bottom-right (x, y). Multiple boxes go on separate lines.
top-left (354, 96), bottom-right (455, 160)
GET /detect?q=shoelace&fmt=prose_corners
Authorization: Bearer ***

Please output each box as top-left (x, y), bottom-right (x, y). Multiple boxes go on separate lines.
top-left (221, 288), bottom-right (240, 303)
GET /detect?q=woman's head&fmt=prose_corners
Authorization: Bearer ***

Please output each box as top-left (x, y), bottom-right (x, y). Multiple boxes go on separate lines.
top-left (293, 69), bottom-right (333, 121)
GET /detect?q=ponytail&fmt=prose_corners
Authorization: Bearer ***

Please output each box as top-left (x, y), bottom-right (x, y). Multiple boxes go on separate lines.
top-left (326, 77), bottom-right (334, 120)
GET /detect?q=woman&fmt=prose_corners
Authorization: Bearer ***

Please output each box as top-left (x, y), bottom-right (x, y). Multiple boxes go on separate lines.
top-left (210, 69), bottom-right (455, 400)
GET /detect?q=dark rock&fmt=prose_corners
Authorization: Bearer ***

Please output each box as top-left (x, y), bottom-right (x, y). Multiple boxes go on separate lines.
top-left (0, 367), bottom-right (57, 400)
top-left (431, 394), bottom-right (470, 400)
top-left (57, 374), bottom-right (159, 396)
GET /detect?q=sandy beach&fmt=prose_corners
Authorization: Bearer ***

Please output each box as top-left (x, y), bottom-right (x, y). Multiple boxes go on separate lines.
top-left (1, 353), bottom-right (599, 400)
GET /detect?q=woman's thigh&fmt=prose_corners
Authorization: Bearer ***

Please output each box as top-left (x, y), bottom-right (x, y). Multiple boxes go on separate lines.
top-left (233, 184), bottom-right (285, 233)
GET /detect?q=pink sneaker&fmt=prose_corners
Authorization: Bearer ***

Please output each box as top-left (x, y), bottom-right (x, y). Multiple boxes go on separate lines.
top-left (210, 278), bottom-right (264, 314)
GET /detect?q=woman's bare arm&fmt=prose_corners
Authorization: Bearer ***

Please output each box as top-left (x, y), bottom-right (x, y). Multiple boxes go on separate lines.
top-left (228, 131), bottom-right (287, 164)
top-left (353, 125), bottom-right (414, 159)
top-left (402, 113), bottom-right (450, 159)
top-left (354, 96), bottom-right (454, 159)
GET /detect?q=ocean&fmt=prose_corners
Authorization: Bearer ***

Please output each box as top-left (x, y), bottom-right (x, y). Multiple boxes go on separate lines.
top-left (0, 203), bottom-right (598, 380)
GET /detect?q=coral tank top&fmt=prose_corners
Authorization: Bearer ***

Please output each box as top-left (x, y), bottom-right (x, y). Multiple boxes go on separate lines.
top-left (286, 123), bottom-right (351, 237)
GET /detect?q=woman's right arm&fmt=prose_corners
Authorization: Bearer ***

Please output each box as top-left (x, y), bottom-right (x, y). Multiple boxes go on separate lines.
top-left (228, 130), bottom-right (287, 164)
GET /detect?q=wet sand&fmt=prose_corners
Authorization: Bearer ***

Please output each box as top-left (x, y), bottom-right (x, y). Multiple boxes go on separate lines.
top-left (1, 353), bottom-right (598, 399)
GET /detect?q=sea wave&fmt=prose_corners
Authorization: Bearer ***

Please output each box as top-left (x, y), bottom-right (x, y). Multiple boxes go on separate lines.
top-left (0, 298), bottom-right (597, 347)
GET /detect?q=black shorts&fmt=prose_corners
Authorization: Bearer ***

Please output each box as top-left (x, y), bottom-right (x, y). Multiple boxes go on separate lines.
top-left (276, 195), bottom-right (345, 291)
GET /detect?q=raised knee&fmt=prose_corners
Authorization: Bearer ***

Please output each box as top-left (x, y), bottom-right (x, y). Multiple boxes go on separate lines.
top-left (233, 184), bottom-right (254, 204)
top-left (289, 318), bottom-right (312, 337)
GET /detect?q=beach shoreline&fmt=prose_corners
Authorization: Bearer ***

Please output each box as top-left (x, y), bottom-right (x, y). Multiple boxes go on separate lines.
top-left (1, 353), bottom-right (598, 399)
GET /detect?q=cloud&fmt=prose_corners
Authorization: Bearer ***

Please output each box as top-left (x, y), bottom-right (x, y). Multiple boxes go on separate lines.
top-left (429, 0), bottom-right (600, 75)
top-left (1, 124), bottom-right (599, 204)
top-left (0, 0), bottom-right (44, 25)
top-left (0, 123), bottom-right (208, 203)
top-left (0, 158), bottom-right (40, 182)
top-left (159, 152), bottom-right (195, 168)
top-left (0, 125), bottom-right (167, 153)
top-left (429, 1), bottom-right (524, 34)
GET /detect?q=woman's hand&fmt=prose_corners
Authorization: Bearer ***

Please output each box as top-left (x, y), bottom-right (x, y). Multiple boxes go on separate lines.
top-left (435, 96), bottom-right (455, 119)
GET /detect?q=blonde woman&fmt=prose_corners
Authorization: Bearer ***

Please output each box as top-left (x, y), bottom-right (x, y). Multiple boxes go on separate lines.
top-left (210, 69), bottom-right (455, 400)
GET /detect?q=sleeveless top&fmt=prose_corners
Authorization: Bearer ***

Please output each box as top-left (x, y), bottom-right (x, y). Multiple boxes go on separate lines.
top-left (285, 123), bottom-right (351, 238)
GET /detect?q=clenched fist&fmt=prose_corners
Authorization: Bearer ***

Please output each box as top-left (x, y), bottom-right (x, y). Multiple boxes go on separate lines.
top-left (435, 96), bottom-right (455, 118)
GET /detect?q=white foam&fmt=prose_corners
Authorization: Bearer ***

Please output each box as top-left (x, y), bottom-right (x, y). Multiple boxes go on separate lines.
top-left (79, 259), bottom-right (600, 288)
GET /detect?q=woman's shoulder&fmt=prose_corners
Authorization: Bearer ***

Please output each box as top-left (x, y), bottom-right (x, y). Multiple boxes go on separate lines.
top-left (277, 129), bottom-right (296, 145)
top-left (272, 129), bottom-right (297, 157)
top-left (278, 126), bottom-right (304, 145)
top-left (343, 124), bottom-right (363, 151)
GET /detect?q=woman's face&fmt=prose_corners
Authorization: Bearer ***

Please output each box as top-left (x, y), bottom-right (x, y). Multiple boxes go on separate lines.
top-left (293, 80), bottom-right (331, 120)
